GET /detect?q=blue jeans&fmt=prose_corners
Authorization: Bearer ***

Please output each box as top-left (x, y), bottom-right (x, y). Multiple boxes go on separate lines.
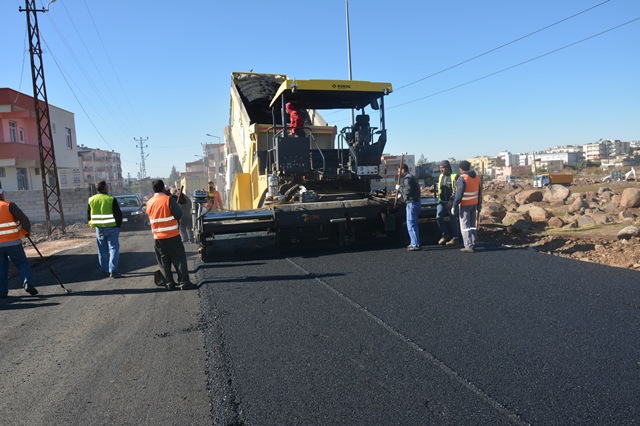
top-left (406, 201), bottom-right (421, 248)
top-left (0, 243), bottom-right (34, 294)
top-left (436, 201), bottom-right (460, 240)
top-left (95, 227), bottom-right (120, 274)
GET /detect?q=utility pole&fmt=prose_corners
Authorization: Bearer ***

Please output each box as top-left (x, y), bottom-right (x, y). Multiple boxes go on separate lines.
top-left (19, 0), bottom-right (65, 235)
top-left (134, 137), bottom-right (149, 179)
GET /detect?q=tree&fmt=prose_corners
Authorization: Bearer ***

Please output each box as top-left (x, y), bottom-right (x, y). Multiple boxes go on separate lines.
top-left (167, 166), bottom-right (180, 187)
top-left (416, 154), bottom-right (428, 167)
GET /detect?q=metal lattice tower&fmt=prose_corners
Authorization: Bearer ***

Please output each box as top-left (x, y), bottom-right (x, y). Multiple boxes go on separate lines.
top-left (19, 0), bottom-right (65, 235)
top-left (134, 137), bottom-right (149, 179)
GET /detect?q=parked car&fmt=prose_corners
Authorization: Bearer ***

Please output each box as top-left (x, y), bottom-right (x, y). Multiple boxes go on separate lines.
top-left (114, 194), bottom-right (149, 230)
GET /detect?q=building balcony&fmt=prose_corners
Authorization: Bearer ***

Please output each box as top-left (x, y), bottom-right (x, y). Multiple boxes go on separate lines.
top-left (0, 142), bottom-right (40, 161)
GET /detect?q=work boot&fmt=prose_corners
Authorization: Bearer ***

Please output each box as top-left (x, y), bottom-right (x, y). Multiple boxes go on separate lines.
top-left (24, 283), bottom-right (38, 296)
top-left (166, 282), bottom-right (176, 291)
top-left (110, 272), bottom-right (122, 279)
top-left (178, 282), bottom-right (197, 290)
top-left (460, 247), bottom-right (475, 253)
top-left (438, 236), bottom-right (450, 245)
top-left (446, 238), bottom-right (458, 246)
top-left (407, 246), bottom-right (422, 251)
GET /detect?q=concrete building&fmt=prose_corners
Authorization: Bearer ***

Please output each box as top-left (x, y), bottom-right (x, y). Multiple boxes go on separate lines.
top-left (77, 146), bottom-right (124, 191)
top-left (498, 151), bottom-right (520, 167)
top-left (0, 88), bottom-right (83, 191)
top-left (372, 154), bottom-right (415, 191)
top-left (583, 141), bottom-right (607, 161)
top-left (468, 156), bottom-right (494, 176)
top-left (522, 151), bottom-right (581, 168)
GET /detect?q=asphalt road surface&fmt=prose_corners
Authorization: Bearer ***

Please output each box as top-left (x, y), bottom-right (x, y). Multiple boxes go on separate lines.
top-left (2, 230), bottom-right (640, 425)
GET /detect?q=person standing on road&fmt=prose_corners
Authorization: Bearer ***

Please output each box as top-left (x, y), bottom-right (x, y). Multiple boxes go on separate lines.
top-left (146, 179), bottom-right (196, 291)
top-left (396, 163), bottom-right (422, 251)
top-left (436, 160), bottom-right (460, 246)
top-left (87, 181), bottom-right (123, 278)
top-left (177, 191), bottom-right (194, 244)
top-left (0, 189), bottom-right (38, 298)
top-left (206, 181), bottom-right (224, 211)
top-left (452, 160), bottom-right (482, 253)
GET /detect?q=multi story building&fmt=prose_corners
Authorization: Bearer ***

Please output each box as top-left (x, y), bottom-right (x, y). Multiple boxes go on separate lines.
top-left (0, 88), bottom-right (83, 191)
top-left (582, 141), bottom-right (607, 161)
top-left (373, 154), bottom-right (415, 191)
top-left (77, 146), bottom-right (124, 191)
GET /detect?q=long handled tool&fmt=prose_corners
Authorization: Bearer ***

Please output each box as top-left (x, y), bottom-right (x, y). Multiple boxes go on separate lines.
top-left (394, 153), bottom-right (405, 209)
top-left (26, 235), bottom-right (71, 294)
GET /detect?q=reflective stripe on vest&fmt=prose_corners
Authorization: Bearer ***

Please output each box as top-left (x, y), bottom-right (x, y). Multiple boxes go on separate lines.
top-left (460, 173), bottom-right (481, 206)
top-left (0, 201), bottom-right (27, 243)
top-left (88, 193), bottom-right (116, 227)
top-left (437, 172), bottom-right (458, 198)
top-left (147, 193), bottom-right (180, 239)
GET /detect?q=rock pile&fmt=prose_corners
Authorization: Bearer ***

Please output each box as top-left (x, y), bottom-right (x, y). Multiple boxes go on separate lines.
top-left (480, 182), bottom-right (640, 270)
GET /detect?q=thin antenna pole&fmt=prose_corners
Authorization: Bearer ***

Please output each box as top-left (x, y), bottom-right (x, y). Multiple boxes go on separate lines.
top-left (346, 0), bottom-right (354, 126)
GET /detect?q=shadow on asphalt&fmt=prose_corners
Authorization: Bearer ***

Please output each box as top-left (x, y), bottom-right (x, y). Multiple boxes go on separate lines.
top-left (0, 285), bottom-right (171, 310)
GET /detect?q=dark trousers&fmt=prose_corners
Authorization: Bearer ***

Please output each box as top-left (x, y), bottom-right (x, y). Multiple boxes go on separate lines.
top-left (154, 235), bottom-right (190, 284)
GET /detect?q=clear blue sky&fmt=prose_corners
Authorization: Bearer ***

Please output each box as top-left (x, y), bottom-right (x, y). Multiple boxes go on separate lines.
top-left (2, 0), bottom-right (639, 178)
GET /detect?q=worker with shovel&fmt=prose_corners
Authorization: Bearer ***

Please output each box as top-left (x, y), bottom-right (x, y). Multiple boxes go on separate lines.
top-left (0, 189), bottom-right (38, 298)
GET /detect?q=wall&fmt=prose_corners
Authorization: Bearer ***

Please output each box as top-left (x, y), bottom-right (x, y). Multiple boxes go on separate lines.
top-left (3, 188), bottom-right (91, 224)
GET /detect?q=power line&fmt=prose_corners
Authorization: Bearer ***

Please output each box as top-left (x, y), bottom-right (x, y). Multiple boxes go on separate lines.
top-left (389, 16), bottom-right (640, 110)
top-left (394, 0), bottom-right (611, 92)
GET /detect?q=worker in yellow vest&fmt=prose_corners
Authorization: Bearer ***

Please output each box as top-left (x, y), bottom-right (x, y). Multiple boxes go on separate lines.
top-left (0, 189), bottom-right (38, 297)
top-left (146, 179), bottom-right (196, 291)
top-left (88, 181), bottom-right (123, 278)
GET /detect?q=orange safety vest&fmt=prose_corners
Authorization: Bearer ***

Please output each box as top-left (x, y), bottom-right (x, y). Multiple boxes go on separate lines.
top-left (0, 200), bottom-right (27, 244)
top-left (146, 193), bottom-right (180, 240)
top-left (460, 173), bottom-right (481, 206)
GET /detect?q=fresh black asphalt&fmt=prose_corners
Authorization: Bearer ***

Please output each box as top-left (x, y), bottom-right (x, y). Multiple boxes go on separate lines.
top-left (196, 242), bottom-right (640, 425)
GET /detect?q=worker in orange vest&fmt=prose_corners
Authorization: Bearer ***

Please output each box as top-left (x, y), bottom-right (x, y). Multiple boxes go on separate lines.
top-left (206, 181), bottom-right (224, 211)
top-left (146, 180), bottom-right (196, 291)
top-left (0, 189), bottom-right (38, 297)
top-left (452, 160), bottom-right (482, 253)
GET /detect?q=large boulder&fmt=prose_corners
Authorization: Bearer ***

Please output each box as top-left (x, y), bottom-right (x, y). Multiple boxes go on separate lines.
top-left (528, 206), bottom-right (551, 223)
top-left (481, 202), bottom-right (507, 220)
top-left (568, 197), bottom-right (590, 213)
top-left (543, 184), bottom-right (571, 204)
top-left (586, 211), bottom-right (611, 225)
top-left (515, 189), bottom-right (543, 205)
top-left (548, 216), bottom-right (565, 228)
top-left (619, 210), bottom-right (636, 221)
top-left (620, 188), bottom-right (640, 208)
top-left (618, 225), bottom-right (640, 240)
top-left (502, 211), bottom-right (529, 226)
top-left (577, 216), bottom-right (597, 228)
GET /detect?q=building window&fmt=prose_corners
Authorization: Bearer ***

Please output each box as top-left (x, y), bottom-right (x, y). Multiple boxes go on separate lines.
top-left (9, 121), bottom-right (17, 142)
top-left (19, 128), bottom-right (25, 143)
top-left (0, 167), bottom-right (5, 177)
top-left (17, 168), bottom-right (29, 190)
top-left (73, 173), bottom-right (81, 184)
top-left (65, 128), bottom-right (72, 149)
top-left (60, 173), bottom-right (67, 185)
top-left (34, 168), bottom-right (40, 175)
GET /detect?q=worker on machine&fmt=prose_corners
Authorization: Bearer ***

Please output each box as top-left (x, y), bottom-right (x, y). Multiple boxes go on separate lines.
top-left (285, 102), bottom-right (305, 137)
